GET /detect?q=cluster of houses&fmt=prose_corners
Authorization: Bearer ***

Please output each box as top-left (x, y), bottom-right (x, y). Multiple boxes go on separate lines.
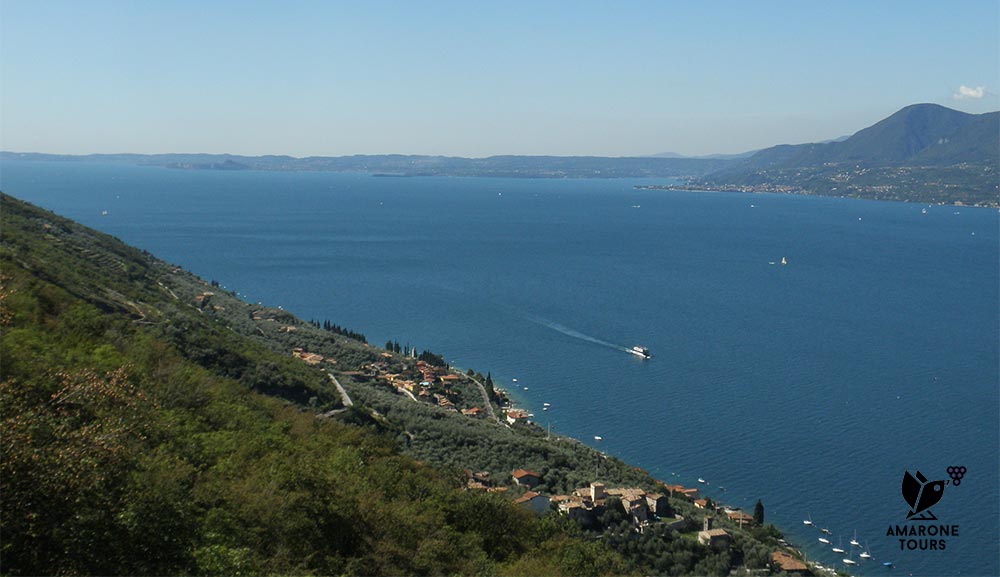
top-left (550, 481), bottom-right (671, 529)
top-left (291, 347), bottom-right (332, 366)
top-left (496, 472), bottom-right (773, 555)
top-left (356, 360), bottom-right (488, 416)
top-left (505, 470), bottom-right (682, 534)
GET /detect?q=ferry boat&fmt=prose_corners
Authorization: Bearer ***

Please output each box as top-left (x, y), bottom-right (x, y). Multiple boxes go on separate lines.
top-left (629, 345), bottom-right (651, 359)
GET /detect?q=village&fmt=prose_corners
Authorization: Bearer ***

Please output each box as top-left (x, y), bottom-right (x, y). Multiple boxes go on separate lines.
top-left (272, 325), bottom-right (816, 576)
top-left (487, 470), bottom-right (809, 575)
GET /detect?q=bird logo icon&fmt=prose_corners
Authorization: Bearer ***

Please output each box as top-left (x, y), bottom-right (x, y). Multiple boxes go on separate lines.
top-left (901, 470), bottom-right (945, 520)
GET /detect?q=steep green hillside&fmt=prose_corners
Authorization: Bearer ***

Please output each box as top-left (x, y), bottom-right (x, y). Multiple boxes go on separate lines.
top-left (0, 194), bottom-right (628, 576)
top-left (1, 193), bottom-right (787, 576)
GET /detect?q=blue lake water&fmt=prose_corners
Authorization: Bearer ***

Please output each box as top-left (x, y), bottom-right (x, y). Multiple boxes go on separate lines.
top-left (3, 160), bottom-right (997, 576)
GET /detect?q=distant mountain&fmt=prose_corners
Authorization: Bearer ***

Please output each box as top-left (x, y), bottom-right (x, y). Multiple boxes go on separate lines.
top-left (692, 149), bottom-right (760, 160)
top-left (696, 104), bottom-right (999, 206)
top-left (735, 104), bottom-right (997, 169)
top-left (647, 149), bottom-right (760, 160)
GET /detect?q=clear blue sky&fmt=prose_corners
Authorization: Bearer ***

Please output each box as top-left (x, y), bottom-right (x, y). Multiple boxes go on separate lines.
top-left (2, 0), bottom-right (997, 157)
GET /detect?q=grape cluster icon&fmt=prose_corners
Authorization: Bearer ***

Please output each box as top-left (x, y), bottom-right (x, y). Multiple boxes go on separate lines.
top-left (946, 466), bottom-right (966, 486)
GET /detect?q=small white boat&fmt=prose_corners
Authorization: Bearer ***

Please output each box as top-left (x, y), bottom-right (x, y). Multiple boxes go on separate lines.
top-left (818, 537), bottom-right (831, 544)
top-left (820, 528), bottom-right (831, 534)
top-left (594, 436), bottom-right (603, 441)
top-left (850, 531), bottom-right (860, 547)
top-left (843, 558), bottom-right (857, 566)
top-left (697, 478), bottom-right (706, 484)
top-left (781, 256), bottom-right (788, 266)
top-left (859, 541), bottom-right (873, 560)
top-left (543, 402), bottom-right (550, 407)
top-left (803, 513), bottom-right (813, 526)
top-left (629, 345), bottom-right (651, 359)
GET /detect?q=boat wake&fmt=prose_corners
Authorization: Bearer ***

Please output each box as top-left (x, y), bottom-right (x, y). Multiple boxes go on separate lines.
top-left (525, 315), bottom-right (631, 354)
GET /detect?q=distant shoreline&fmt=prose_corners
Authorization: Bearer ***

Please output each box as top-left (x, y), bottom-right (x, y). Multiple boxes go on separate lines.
top-left (635, 183), bottom-right (1000, 209)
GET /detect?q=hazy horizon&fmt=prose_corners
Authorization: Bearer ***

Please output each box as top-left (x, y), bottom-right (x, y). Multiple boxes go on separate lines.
top-left (2, 1), bottom-right (997, 158)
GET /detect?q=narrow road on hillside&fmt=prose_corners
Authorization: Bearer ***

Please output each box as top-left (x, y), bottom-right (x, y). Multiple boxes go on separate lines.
top-left (398, 386), bottom-right (418, 402)
top-left (327, 372), bottom-right (353, 407)
top-left (462, 372), bottom-right (499, 423)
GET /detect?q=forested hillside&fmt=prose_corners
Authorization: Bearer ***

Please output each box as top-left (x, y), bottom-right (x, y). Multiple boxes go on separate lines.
top-left (1, 193), bottom-right (787, 576)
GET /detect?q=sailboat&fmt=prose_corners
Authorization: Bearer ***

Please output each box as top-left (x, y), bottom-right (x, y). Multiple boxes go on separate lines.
top-left (802, 513), bottom-right (813, 526)
top-left (832, 537), bottom-right (845, 554)
top-left (859, 542), bottom-right (873, 560)
top-left (843, 543), bottom-right (858, 567)
top-left (818, 536), bottom-right (830, 545)
top-left (849, 530), bottom-right (860, 547)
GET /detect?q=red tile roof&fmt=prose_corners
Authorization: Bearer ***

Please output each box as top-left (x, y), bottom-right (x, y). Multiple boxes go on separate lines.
top-left (514, 491), bottom-right (541, 504)
top-left (771, 551), bottom-right (807, 572)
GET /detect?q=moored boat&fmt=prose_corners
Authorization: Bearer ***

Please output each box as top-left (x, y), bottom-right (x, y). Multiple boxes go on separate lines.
top-left (860, 541), bottom-right (873, 560)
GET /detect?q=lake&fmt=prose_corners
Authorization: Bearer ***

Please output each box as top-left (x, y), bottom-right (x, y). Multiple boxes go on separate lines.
top-left (3, 159), bottom-right (997, 576)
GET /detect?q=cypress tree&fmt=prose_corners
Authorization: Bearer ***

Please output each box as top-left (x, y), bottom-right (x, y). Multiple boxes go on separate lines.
top-left (753, 499), bottom-right (764, 525)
